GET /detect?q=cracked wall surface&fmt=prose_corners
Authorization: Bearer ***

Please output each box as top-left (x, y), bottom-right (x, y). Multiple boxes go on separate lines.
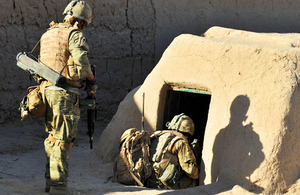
top-left (97, 27), bottom-right (300, 194)
top-left (1, 0), bottom-right (300, 125)
top-left (0, 0), bottom-right (155, 124)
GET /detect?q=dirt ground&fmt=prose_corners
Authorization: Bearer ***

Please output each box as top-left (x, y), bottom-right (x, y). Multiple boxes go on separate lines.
top-left (0, 117), bottom-right (255, 195)
top-left (0, 118), bottom-right (195, 195)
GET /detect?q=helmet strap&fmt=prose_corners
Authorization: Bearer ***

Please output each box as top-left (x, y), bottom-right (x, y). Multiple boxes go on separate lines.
top-left (71, 19), bottom-right (87, 31)
top-left (77, 20), bottom-right (87, 31)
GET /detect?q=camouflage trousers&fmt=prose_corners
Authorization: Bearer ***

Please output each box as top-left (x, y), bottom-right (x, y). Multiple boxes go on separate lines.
top-left (44, 88), bottom-right (80, 187)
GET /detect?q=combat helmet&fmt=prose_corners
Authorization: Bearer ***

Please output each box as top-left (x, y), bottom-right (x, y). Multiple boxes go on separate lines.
top-left (63, 0), bottom-right (92, 25)
top-left (166, 113), bottom-right (195, 136)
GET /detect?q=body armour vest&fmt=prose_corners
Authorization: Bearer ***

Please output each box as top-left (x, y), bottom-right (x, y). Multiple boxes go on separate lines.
top-left (40, 23), bottom-right (78, 79)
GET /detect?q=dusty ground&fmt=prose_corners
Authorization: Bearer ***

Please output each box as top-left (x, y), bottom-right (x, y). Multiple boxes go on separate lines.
top-left (0, 118), bottom-right (193, 195)
top-left (0, 117), bottom-right (260, 195)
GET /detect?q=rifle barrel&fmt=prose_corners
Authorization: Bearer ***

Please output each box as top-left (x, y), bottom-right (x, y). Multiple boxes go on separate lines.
top-left (142, 93), bottom-right (145, 131)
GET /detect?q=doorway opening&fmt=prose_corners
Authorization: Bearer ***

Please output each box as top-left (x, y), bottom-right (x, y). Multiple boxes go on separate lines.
top-left (163, 87), bottom-right (211, 165)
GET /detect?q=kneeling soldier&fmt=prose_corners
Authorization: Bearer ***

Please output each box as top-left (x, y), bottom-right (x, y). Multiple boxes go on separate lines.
top-left (147, 113), bottom-right (199, 189)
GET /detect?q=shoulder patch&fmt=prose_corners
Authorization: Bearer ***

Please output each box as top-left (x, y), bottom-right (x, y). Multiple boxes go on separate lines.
top-left (80, 36), bottom-right (89, 51)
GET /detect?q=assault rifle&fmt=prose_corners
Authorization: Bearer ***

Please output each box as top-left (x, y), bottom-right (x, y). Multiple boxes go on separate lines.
top-left (85, 64), bottom-right (97, 149)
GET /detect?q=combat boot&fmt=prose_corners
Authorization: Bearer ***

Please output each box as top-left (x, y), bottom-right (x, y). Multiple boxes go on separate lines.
top-left (49, 186), bottom-right (80, 195)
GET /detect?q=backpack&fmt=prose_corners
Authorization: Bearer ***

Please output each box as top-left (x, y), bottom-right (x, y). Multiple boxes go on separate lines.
top-left (150, 130), bottom-right (188, 188)
top-left (114, 128), bottom-right (152, 186)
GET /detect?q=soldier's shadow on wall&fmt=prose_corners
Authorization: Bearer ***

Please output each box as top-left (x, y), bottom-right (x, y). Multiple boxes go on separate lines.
top-left (211, 95), bottom-right (264, 193)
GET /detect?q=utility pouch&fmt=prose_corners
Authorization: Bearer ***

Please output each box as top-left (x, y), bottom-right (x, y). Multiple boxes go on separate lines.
top-left (19, 85), bottom-right (46, 120)
top-left (27, 85), bottom-right (46, 117)
top-left (158, 163), bottom-right (181, 189)
top-left (67, 63), bottom-right (80, 80)
top-left (66, 59), bottom-right (83, 88)
top-left (66, 57), bottom-right (80, 81)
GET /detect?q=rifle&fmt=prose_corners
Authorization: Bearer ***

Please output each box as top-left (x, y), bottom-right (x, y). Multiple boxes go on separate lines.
top-left (141, 92), bottom-right (145, 131)
top-left (16, 52), bottom-right (69, 88)
top-left (85, 64), bottom-right (97, 149)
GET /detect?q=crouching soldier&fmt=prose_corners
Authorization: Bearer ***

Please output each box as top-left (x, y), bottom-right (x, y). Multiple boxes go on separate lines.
top-left (147, 113), bottom-right (199, 189)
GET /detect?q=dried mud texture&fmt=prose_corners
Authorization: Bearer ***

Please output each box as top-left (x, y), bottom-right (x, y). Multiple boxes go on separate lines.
top-left (0, 0), bottom-right (155, 124)
top-left (96, 27), bottom-right (300, 194)
top-left (1, 0), bottom-right (300, 194)
top-left (3, 0), bottom-right (300, 126)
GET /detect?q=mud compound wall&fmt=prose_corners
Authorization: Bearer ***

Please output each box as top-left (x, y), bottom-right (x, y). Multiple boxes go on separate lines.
top-left (97, 28), bottom-right (300, 194)
top-left (1, 0), bottom-right (300, 125)
top-left (0, 0), bottom-right (155, 124)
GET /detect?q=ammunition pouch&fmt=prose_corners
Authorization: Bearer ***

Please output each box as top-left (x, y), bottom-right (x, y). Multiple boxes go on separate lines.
top-left (65, 59), bottom-right (82, 88)
top-left (66, 61), bottom-right (83, 88)
top-left (67, 62), bottom-right (80, 81)
top-left (158, 163), bottom-right (181, 189)
top-left (153, 152), bottom-right (181, 189)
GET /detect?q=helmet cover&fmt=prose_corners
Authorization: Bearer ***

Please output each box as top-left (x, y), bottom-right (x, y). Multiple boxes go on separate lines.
top-left (166, 113), bottom-right (195, 136)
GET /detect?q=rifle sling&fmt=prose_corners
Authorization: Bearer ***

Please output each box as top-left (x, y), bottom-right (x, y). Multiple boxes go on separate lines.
top-left (31, 40), bottom-right (40, 54)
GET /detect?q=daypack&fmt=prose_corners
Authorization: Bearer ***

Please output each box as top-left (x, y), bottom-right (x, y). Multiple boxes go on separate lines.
top-left (114, 128), bottom-right (152, 186)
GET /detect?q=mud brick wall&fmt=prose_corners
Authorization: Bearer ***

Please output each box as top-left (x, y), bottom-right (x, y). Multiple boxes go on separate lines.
top-left (1, 0), bottom-right (300, 125)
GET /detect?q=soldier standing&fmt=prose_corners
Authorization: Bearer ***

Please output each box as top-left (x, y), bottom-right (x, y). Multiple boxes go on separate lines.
top-left (37, 0), bottom-right (97, 194)
top-left (147, 114), bottom-right (199, 189)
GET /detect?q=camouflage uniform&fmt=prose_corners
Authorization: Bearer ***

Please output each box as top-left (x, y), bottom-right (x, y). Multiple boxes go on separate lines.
top-left (171, 139), bottom-right (199, 188)
top-left (148, 131), bottom-right (199, 189)
top-left (41, 22), bottom-right (93, 189)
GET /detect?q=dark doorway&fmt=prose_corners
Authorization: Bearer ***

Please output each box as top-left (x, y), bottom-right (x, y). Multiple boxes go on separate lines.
top-left (163, 89), bottom-right (211, 160)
